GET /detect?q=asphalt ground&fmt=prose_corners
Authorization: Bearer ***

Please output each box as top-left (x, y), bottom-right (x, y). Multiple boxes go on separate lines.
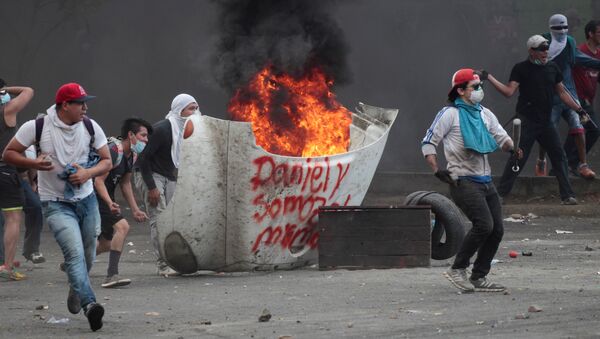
top-left (1, 186), bottom-right (600, 338)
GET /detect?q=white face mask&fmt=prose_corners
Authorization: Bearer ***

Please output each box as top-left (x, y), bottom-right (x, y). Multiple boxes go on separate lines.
top-left (0, 92), bottom-right (10, 105)
top-left (470, 88), bottom-right (484, 104)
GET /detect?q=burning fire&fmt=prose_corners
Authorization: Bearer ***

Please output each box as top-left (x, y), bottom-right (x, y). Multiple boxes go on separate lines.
top-left (228, 66), bottom-right (352, 157)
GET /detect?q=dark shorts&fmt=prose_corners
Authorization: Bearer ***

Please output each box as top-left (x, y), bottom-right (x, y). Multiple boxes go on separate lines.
top-left (0, 166), bottom-right (25, 210)
top-left (98, 198), bottom-right (125, 241)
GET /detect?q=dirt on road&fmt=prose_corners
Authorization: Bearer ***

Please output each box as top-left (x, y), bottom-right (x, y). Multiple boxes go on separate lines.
top-left (1, 209), bottom-right (600, 338)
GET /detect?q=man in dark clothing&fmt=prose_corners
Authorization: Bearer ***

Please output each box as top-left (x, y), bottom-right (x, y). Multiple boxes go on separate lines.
top-left (134, 93), bottom-right (200, 276)
top-left (486, 35), bottom-right (586, 205)
top-left (94, 118), bottom-right (151, 288)
top-left (0, 79), bottom-right (34, 280)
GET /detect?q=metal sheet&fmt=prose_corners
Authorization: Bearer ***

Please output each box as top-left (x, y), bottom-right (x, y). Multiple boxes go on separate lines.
top-left (158, 102), bottom-right (399, 272)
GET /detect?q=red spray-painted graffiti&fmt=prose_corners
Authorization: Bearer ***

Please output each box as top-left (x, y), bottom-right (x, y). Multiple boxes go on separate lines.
top-left (250, 155), bottom-right (351, 252)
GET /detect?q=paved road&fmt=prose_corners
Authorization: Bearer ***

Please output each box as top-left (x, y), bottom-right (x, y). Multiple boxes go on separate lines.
top-left (2, 210), bottom-right (600, 338)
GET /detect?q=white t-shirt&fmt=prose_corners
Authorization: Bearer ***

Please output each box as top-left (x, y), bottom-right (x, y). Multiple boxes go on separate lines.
top-left (15, 117), bottom-right (108, 201)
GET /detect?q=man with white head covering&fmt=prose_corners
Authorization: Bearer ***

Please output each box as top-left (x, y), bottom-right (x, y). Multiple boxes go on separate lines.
top-left (134, 94), bottom-right (200, 277)
top-left (534, 14), bottom-right (600, 179)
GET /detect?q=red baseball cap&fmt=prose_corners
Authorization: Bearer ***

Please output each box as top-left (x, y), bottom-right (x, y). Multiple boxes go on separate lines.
top-left (55, 83), bottom-right (96, 104)
top-left (451, 68), bottom-right (480, 87)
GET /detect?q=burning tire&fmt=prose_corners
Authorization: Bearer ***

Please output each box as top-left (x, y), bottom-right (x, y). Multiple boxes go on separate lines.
top-left (405, 191), bottom-right (467, 260)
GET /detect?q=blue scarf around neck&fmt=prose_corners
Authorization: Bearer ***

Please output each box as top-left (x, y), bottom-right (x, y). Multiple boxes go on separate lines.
top-left (454, 98), bottom-right (498, 154)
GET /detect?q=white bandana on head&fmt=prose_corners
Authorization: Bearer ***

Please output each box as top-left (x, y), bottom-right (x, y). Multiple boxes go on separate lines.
top-left (548, 14), bottom-right (569, 60)
top-left (165, 93), bottom-right (201, 168)
top-left (46, 104), bottom-right (88, 167)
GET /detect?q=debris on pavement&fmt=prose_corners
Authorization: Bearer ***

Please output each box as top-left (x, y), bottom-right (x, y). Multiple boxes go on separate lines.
top-left (259, 308), bottom-right (272, 322)
top-left (555, 230), bottom-right (574, 234)
top-left (145, 312), bottom-right (160, 316)
top-left (504, 213), bottom-right (539, 224)
top-left (528, 305), bottom-right (543, 313)
top-left (47, 316), bottom-right (69, 324)
top-left (35, 305), bottom-right (48, 310)
top-left (509, 251), bottom-right (518, 258)
top-left (522, 251), bottom-right (533, 256)
top-left (515, 313), bottom-right (530, 320)
top-left (585, 245), bottom-right (595, 251)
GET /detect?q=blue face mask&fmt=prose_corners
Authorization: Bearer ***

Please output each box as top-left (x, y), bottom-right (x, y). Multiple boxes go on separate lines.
top-left (131, 140), bottom-right (146, 154)
top-left (0, 93), bottom-right (10, 105)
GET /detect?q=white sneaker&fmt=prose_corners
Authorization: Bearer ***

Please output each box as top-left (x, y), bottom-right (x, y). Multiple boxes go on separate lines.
top-left (157, 266), bottom-right (180, 277)
top-left (101, 274), bottom-right (132, 288)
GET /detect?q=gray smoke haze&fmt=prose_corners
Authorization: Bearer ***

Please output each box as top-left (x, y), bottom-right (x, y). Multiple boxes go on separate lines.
top-left (211, 0), bottom-right (351, 93)
top-left (3, 1), bottom-right (600, 174)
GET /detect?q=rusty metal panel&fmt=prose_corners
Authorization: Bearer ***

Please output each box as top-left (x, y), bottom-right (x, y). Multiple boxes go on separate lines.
top-left (158, 102), bottom-right (399, 272)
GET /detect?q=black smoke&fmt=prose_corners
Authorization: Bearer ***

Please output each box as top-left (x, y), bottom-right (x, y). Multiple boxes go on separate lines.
top-left (211, 0), bottom-right (351, 93)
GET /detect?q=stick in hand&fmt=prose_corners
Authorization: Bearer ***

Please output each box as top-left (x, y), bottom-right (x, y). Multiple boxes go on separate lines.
top-left (512, 118), bottom-right (521, 172)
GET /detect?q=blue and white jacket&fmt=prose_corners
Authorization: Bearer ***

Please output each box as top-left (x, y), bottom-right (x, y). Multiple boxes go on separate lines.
top-left (421, 105), bottom-right (511, 179)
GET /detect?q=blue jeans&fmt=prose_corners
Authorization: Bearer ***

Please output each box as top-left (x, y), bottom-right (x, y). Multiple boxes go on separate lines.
top-left (0, 179), bottom-right (44, 263)
top-left (564, 100), bottom-right (600, 168)
top-left (550, 102), bottom-right (584, 132)
top-left (42, 193), bottom-right (100, 308)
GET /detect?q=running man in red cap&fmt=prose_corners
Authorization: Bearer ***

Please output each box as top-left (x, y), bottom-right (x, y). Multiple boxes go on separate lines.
top-left (3, 82), bottom-right (112, 332)
top-left (422, 68), bottom-right (518, 292)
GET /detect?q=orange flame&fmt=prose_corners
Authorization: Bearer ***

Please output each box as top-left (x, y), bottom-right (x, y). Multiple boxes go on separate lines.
top-left (228, 66), bottom-right (352, 157)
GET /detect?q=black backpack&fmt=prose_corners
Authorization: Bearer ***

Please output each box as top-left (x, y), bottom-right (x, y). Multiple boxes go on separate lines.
top-left (34, 115), bottom-right (95, 157)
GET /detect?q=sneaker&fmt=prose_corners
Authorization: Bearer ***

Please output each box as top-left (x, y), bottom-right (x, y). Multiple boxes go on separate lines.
top-left (101, 274), bottom-right (131, 288)
top-left (157, 266), bottom-right (181, 277)
top-left (0, 265), bottom-right (26, 281)
top-left (578, 163), bottom-right (596, 179)
top-left (67, 287), bottom-right (81, 314)
top-left (84, 302), bottom-right (104, 332)
top-left (469, 277), bottom-right (506, 292)
top-left (561, 197), bottom-right (578, 205)
top-left (24, 252), bottom-right (46, 264)
top-left (443, 268), bottom-right (474, 292)
top-left (535, 158), bottom-right (548, 176)
top-left (0, 260), bottom-right (21, 268)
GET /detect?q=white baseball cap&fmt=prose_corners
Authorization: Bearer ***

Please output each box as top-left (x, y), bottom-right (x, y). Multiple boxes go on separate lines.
top-left (527, 35), bottom-right (549, 49)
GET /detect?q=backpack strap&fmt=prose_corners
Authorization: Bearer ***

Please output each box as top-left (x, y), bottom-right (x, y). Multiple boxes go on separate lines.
top-left (82, 116), bottom-right (95, 150)
top-left (35, 116), bottom-right (96, 156)
top-left (35, 117), bottom-right (45, 157)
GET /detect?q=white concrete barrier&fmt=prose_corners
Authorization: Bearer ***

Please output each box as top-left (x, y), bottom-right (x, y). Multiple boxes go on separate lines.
top-left (158, 102), bottom-right (398, 272)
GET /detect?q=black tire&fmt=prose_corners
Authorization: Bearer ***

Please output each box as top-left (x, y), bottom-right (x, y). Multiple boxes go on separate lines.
top-left (405, 191), bottom-right (467, 260)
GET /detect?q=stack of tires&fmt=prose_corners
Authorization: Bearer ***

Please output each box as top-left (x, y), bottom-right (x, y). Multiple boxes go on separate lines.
top-left (405, 191), bottom-right (468, 260)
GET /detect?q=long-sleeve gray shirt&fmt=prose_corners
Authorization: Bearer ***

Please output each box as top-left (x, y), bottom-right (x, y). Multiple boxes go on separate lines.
top-left (421, 105), bottom-right (511, 178)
